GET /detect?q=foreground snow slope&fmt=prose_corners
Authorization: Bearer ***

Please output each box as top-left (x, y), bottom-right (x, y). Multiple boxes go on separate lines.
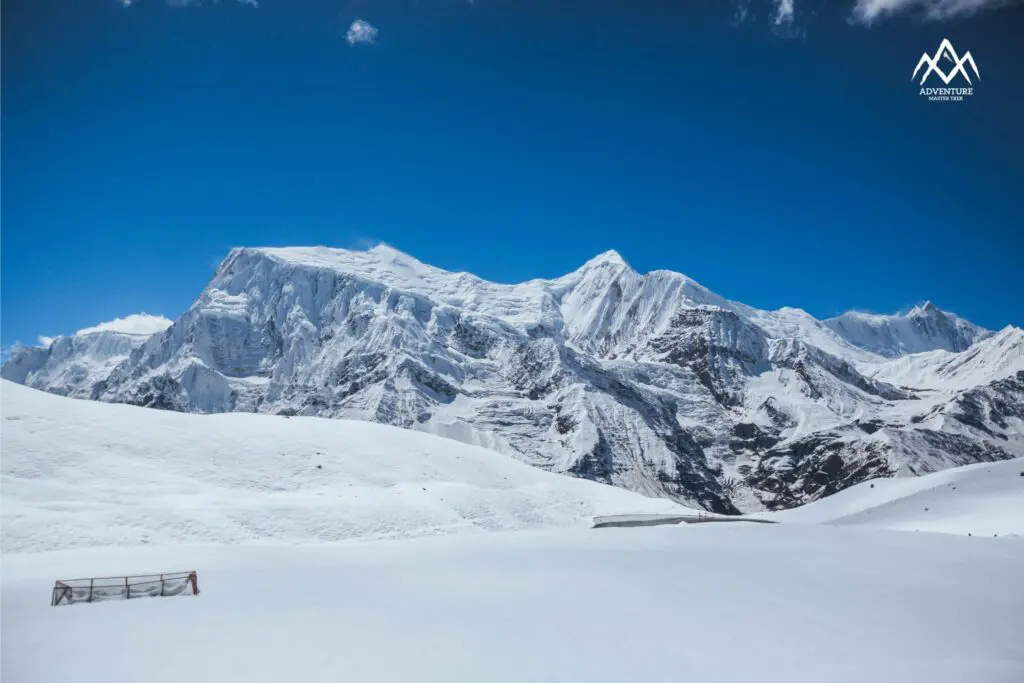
top-left (765, 457), bottom-right (1024, 536)
top-left (0, 381), bottom-right (684, 553)
top-left (4, 525), bottom-right (1023, 683)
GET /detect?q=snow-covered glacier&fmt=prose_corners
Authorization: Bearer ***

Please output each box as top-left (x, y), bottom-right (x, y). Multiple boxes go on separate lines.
top-left (4, 245), bottom-right (1022, 512)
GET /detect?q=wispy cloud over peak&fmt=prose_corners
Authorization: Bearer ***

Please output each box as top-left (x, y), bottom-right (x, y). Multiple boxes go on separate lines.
top-left (76, 314), bottom-right (173, 337)
top-left (346, 18), bottom-right (379, 46)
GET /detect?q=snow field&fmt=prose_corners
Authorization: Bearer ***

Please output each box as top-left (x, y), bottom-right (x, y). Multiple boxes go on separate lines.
top-left (3, 382), bottom-right (1024, 682)
top-left (1, 381), bottom-right (686, 553)
top-left (4, 525), bottom-right (1023, 683)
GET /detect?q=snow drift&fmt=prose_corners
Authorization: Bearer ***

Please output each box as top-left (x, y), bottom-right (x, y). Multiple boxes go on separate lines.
top-left (0, 381), bottom-right (685, 553)
top-left (4, 526), bottom-right (1023, 683)
top-left (3, 379), bottom-right (1023, 683)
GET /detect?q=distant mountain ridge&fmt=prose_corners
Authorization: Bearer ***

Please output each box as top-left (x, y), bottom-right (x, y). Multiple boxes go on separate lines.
top-left (5, 246), bottom-right (1022, 513)
top-left (1, 315), bottom-right (171, 397)
top-left (824, 302), bottom-right (988, 357)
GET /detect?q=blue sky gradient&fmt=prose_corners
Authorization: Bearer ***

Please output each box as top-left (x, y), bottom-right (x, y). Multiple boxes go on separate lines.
top-left (2, 0), bottom-right (1022, 347)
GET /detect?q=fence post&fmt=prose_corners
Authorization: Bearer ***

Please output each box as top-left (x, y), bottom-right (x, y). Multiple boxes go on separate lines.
top-left (160, 574), bottom-right (165, 597)
top-left (126, 576), bottom-right (131, 600)
top-left (88, 578), bottom-right (94, 603)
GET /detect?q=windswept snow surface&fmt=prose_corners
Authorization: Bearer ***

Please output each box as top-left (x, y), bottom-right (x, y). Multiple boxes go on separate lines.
top-left (3, 382), bottom-right (1024, 682)
top-left (4, 527), bottom-right (1023, 683)
top-left (0, 381), bottom-right (686, 553)
top-left (764, 457), bottom-right (1024, 537)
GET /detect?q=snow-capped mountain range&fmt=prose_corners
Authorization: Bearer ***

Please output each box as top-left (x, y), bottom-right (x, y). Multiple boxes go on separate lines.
top-left (5, 245), bottom-right (1022, 513)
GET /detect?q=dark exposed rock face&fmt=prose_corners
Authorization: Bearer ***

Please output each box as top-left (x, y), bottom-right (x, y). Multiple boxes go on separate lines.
top-left (770, 340), bottom-right (912, 402)
top-left (120, 373), bottom-right (191, 412)
top-left (746, 418), bottom-right (1019, 511)
top-left (948, 372), bottom-right (1024, 435)
top-left (647, 309), bottom-right (769, 407)
top-left (732, 423), bottom-right (781, 451)
top-left (750, 431), bottom-right (896, 510)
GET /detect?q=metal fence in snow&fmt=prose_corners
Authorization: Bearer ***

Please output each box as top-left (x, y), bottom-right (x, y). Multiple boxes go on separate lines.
top-left (51, 571), bottom-right (199, 606)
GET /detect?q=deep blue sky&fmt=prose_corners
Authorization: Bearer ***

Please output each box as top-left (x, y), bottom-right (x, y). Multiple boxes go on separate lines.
top-left (3, 0), bottom-right (1022, 346)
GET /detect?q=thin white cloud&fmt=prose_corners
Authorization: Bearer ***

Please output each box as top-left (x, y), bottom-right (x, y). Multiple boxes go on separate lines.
top-left (850, 0), bottom-right (1020, 22)
top-left (346, 18), bottom-right (379, 46)
top-left (37, 336), bottom-right (56, 348)
top-left (76, 314), bottom-right (173, 337)
top-left (119, 0), bottom-right (258, 7)
top-left (731, 0), bottom-right (803, 36)
top-left (774, 0), bottom-right (796, 23)
top-left (734, 1), bottom-right (752, 23)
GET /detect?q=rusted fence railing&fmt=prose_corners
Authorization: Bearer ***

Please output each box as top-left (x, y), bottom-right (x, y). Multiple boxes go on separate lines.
top-left (51, 571), bottom-right (199, 607)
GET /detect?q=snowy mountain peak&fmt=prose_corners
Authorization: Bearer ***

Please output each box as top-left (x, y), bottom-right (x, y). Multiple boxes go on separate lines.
top-left (579, 249), bottom-right (631, 270)
top-left (4, 246), bottom-right (1021, 515)
top-left (824, 303), bottom-right (989, 358)
top-left (995, 324), bottom-right (1024, 342)
top-left (250, 244), bottom-right (438, 278)
top-left (909, 300), bottom-right (940, 316)
top-left (368, 243), bottom-right (406, 257)
top-left (365, 243), bottom-right (435, 271)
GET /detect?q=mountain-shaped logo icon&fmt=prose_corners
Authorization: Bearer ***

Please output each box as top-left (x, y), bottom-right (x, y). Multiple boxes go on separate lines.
top-left (913, 39), bottom-right (980, 85)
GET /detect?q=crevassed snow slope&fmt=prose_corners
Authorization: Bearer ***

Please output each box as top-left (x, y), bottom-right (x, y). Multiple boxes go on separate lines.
top-left (765, 457), bottom-right (1024, 536)
top-left (4, 526), bottom-right (1023, 683)
top-left (0, 381), bottom-right (685, 553)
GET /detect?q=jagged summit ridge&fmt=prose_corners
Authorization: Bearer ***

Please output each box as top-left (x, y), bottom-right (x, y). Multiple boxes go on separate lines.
top-left (824, 301), bottom-right (989, 358)
top-left (4, 246), bottom-right (1021, 513)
